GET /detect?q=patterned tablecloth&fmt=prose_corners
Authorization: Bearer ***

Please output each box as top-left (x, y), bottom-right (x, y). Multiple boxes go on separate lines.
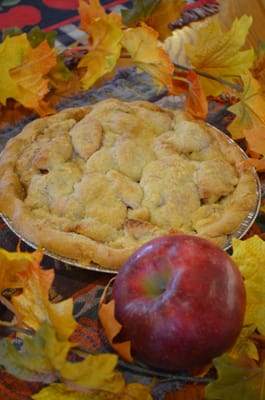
top-left (0, 2), bottom-right (265, 399)
top-left (0, 65), bottom-right (265, 399)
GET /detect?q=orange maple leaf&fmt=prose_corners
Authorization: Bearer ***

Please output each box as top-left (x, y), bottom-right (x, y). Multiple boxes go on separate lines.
top-left (98, 278), bottom-right (133, 363)
top-left (243, 126), bottom-right (265, 171)
top-left (172, 69), bottom-right (208, 119)
top-left (78, 0), bottom-right (122, 32)
top-left (10, 40), bottom-right (57, 115)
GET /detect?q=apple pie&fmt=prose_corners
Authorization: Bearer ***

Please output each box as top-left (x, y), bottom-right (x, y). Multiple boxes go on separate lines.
top-left (0, 99), bottom-right (259, 270)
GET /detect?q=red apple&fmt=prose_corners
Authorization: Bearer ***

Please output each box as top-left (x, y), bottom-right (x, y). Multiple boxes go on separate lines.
top-left (112, 234), bottom-right (246, 372)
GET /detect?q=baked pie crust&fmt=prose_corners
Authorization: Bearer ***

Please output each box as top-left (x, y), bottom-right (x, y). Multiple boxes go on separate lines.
top-left (0, 99), bottom-right (259, 270)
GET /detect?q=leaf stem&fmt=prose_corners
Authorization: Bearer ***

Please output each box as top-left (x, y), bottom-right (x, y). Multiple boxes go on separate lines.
top-left (117, 359), bottom-right (215, 383)
top-left (174, 63), bottom-right (244, 92)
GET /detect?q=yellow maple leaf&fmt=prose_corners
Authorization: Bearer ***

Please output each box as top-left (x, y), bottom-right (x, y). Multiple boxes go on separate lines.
top-left (32, 380), bottom-right (153, 399)
top-left (77, 18), bottom-right (123, 90)
top-left (12, 254), bottom-right (77, 340)
top-left (228, 72), bottom-right (265, 139)
top-left (121, 23), bottom-right (174, 92)
top-left (229, 325), bottom-right (259, 361)
top-left (145, 0), bottom-right (185, 41)
top-left (0, 34), bottom-right (29, 105)
top-left (185, 15), bottom-right (255, 96)
top-left (231, 235), bottom-right (265, 335)
top-left (10, 40), bottom-right (57, 115)
top-left (0, 247), bottom-right (42, 326)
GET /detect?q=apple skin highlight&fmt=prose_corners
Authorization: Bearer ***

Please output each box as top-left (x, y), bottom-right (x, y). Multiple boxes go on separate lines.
top-left (112, 234), bottom-right (246, 372)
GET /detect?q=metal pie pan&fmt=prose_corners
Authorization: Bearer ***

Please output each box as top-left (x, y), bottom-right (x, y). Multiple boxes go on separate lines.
top-left (0, 126), bottom-right (262, 274)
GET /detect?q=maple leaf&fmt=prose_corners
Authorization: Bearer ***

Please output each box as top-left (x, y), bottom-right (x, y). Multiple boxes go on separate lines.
top-left (98, 278), bottom-right (132, 363)
top-left (231, 235), bottom-right (265, 335)
top-left (10, 40), bottom-right (58, 115)
top-left (145, 0), bottom-right (186, 41)
top-left (185, 16), bottom-right (255, 96)
top-left (11, 254), bottom-right (77, 341)
top-left (0, 34), bottom-right (29, 105)
top-left (251, 41), bottom-right (265, 88)
top-left (205, 353), bottom-right (265, 400)
top-left (242, 126), bottom-right (265, 171)
top-left (121, 23), bottom-right (174, 92)
top-left (0, 247), bottom-right (42, 326)
top-left (27, 26), bottom-right (57, 49)
top-left (172, 69), bottom-right (208, 119)
top-left (78, 0), bottom-right (122, 30)
top-left (229, 325), bottom-right (259, 362)
top-left (163, 19), bottom-right (211, 68)
top-left (228, 72), bottom-right (265, 139)
top-left (32, 381), bottom-right (153, 399)
top-left (0, 321), bottom-right (123, 388)
top-left (121, 0), bottom-right (160, 26)
top-left (77, 18), bottom-right (123, 90)
top-left (0, 321), bottom-right (75, 383)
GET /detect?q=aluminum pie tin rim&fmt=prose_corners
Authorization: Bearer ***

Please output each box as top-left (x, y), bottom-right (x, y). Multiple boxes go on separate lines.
top-left (0, 126), bottom-right (262, 274)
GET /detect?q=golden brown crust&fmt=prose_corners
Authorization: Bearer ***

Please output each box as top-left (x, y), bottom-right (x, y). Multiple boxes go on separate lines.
top-left (0, 99), bottom-right (259, 270)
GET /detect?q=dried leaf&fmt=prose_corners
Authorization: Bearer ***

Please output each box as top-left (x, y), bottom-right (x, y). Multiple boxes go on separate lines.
top-left (0, 321), bottom-right (128, 393)
top-left (244, 126), bottom-right (265, 155)
top-left (179, 69), bottom-right (208, 119)
top-left (243, 158), bottom-right (265, 172)
top-left (163, 19), bottom-right (213, 67)
top-left (27, 26), bottom-right (57, 49)
top-left (0, 247), bottom-right (42, 326)
top-left (77, 18), bottom-right (122, 90)
top-left (121, 0), bottom-right (159, 26)
top-left (78, 0), bottom-right (122, 30)
top-left (12, 254), bottom-right (77, 340)
top-left (121, 23), bottom-right (174, 92)
top-left (228, 72), bottom-right (265, 139)
top-left (229, 325), bottom-right (259, 361)
top-left (98, 278), bottom-right (132, 363)
top-left (242, 126), bottom-right (265, 171)
top-left (145, 0), bottom-right (186, 41)
top-left (185, 16), bottom-right (255, 96)
top-left (0, 34), bottom-right (29, 105)
top-left (231, 235), bottom-right (265, 335)
top-left (0, 322), bottom-right (75, 383)
top-left (10, 40), bottom-right (57, 114)
top-left (205, 353), bottom-right (265, 400)
top-left (32, 381), bottom-right (153, 399)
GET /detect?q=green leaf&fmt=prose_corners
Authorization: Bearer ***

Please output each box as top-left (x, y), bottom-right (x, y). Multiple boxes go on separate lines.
top-left (205, 353), bottom-right (265, 400)
top-left (0, 321), bottom-right (125, 393)
top-left (2, 26), bottom-right (22, 39)
top-left (121, 0), bottom-right (160, 26)
top-left (27, 26), bottom-right (57, 49)
top-left (0, 322), bottom-right (75, 383)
